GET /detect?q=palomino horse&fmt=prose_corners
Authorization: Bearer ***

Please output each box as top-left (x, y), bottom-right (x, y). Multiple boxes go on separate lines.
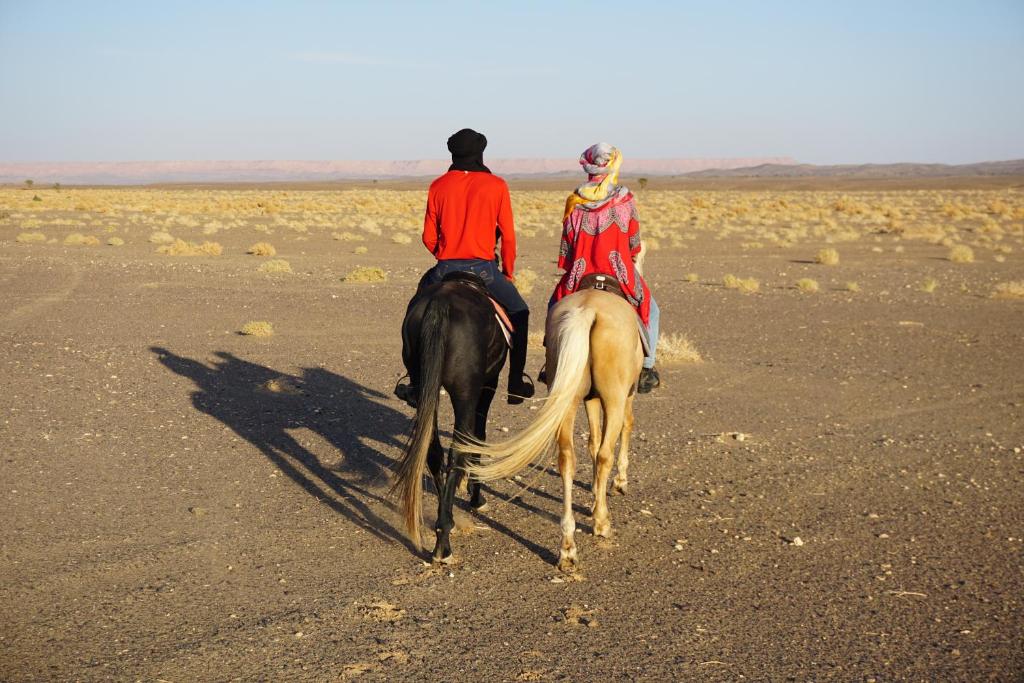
top-left (392, 273), bottom-right (508, 562)
top-left (467, 288), bottom-right (644, 571)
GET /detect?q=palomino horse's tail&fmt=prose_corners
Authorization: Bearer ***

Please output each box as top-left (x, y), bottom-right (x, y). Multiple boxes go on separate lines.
top-left (467, 304), bottom-right (596, 481)
top-left (391, 297), bottom-right (449, 548)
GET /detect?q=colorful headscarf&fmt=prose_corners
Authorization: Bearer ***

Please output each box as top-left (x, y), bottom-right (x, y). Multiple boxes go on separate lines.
top-left (564, 143), bottom-right (630, 221)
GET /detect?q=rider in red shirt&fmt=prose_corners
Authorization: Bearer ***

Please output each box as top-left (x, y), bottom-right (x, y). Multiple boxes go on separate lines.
top-left (401, 129), bottom-right (534, 404)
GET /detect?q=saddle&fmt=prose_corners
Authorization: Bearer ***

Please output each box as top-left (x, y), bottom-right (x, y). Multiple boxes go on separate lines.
top-left (441, 271), bottom-right (514, 346)
top-left (576, 273), bottom-right (652, 358)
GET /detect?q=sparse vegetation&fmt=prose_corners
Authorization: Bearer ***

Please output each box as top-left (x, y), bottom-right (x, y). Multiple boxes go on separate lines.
top-left (846, 282), bottom-right (860, 292)
top-left (796, 278), bottom-right (819, 293)
top-left (391, 233), bottom-right (412, 245)
top-left (16, 232), bottom-right (47, 243)
top-left (816, 248), bottom-right (840, 265)
top-left (149, 231), bottom-right (175, 244)
top-left (684, 273), bottom-right (699, 283)
top-left (723, 274), bottom-right (759, 293)
top-left (344, 266), bottom-right (387, 283)
top-left (157, 239), bottom-right (223, 256)
top-left (948, 244), bottom-right (975, 263)
top-left (107, 237), bottom-right (125, 246)
top-left (240, 321), bottom-right (274, 336)
top-left (64, 233), bottom-right (100, 246)
top-left (258, 259), bottom-right (292, 273)
top-left (247, 242), bottom-right (277, 256)
top-left (515, 268), bottom-right (538, 296)
top-left (991, 281), bottom-right (1024, 299)
top-left (919, 277), bottom-right (939, 293)
top-left (657, 333), bottom-right (703, 364)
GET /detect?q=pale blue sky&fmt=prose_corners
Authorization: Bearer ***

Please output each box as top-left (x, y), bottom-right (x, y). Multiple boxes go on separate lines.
top-left (1, 1), bottom-right (1022, 163)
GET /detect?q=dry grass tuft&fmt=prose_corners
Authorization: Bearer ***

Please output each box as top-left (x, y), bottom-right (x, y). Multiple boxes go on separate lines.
top-left (846, 282), bottom-right (861, 292)
top-left (657, 333), bottom-right (703, 364)
top-left (107, 236), bottom-right (125, 246)
top-left (354, 246), bottom-right (368, 254)
top-left (991, 281), bottom-right (1024, 299)
top-left (258, 259), bottom-right (292, 273)
top-left (240, 321), bottom-right (274, 337)
top-left (16, 232), bottom-right (47, 243)
top-left (723, 274), bottom-right (759, 293)
top-left (344, 266), bottom-right (387, 283)
top-left (332, 231), bottom-right (365, 242)
top-left (391, 233), bottom-right (412, 244)
top-left (247, 242), bottom-right (277, 256)
top-left (684, 273), bottom-right (699, 283)
top-left (816, 248), bottom-right (840, 265)
top-left (157, 239), bottom-right (223, 256)
top-left (64, 233), bottom-right (100, 246)
top-left (515, 268), bottom-right (539, 295)
top-left (796, 278), bottom-right (819, 293)
top-left (948, 244), bottom-right (975, 263)
top-left (149, 231), bottom-right (175, 244)
top-left (919, 277), bottom-right (939, 293)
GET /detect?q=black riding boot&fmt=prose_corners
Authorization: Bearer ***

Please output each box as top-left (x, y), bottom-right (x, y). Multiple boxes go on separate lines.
top-left (507, 310), bottom-right (534, 404)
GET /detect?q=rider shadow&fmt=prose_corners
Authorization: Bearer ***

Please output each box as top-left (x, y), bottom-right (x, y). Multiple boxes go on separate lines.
top-left (150, 347), bottom-right (416, 550)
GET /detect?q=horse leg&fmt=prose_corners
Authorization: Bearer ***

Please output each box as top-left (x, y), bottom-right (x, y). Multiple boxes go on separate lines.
top-left (468, 374), bottom-right (498, 511)
top-left (432, 396), bottom-right (477, 563)
top-left (592, 396), bottom-right (625, 538)
top-left (612, 394), bottom-right (635, 496)
top-left (556, 409), bottom-right (580, 573)
top-left (585, 397), bottom-right (602, 466)
top-left (423, 414), bottom-right (445, 554)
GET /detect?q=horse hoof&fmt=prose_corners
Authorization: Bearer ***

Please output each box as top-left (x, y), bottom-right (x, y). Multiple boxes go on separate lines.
top-left (471, 501), bottom-right (489, 513)
top-left (593, 521), bottom-right (612, 538)
top-left (611, 481), bottom-right (628, 496)
top-left (432, 552), bottom-right (455, 565)
top-left (557, 556), bottom-right (579, 574)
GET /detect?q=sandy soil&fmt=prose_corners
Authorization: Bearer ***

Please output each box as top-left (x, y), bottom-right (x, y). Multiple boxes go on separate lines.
top-left (1, 188), bottom-right (1022, 681)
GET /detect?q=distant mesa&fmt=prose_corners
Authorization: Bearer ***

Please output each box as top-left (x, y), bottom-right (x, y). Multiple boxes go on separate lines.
top-left (2, 157), bottom-right (1021, 185)
top-left (0, 157), bottom-right (796, 185)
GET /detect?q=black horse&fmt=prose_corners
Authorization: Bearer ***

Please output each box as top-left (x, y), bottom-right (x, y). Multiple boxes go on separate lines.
top-left (392, 272), bottom-right (508, 562)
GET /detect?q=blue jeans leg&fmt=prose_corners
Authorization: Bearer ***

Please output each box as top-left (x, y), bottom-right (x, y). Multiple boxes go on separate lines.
top-left (644, 295), bottom-right (660, 369)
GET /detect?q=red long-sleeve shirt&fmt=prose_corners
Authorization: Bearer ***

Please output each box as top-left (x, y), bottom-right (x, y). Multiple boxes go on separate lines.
top-left (422, 170), bottom-right (517, 276)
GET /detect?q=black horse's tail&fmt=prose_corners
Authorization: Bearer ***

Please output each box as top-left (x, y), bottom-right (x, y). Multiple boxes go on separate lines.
top-left (392, 296), bottom-right (449, 548)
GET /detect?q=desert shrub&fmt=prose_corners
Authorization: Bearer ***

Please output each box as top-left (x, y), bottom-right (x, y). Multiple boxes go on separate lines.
top-left (948, 244), bottom-right (974, 263)
top-left (332, 232), bottom-right (365, 241)
top-left (657, 333), bottom-right (702, 364)
top-left (796, 278), bottom-right (819, 293)
top-left (919, 277), bottom-right (938, 293)
top-left (723, 274), bottom-right (758, 293)
top-left (64, 233), bottom-right (100, 246)
top-left (258, 259), bottom-right (292, 273)
top-left (354, 246), bottom-right (368, 254)
top-left (107, 236), bottom-right (125, 246)
top-left (240, 321), bottom-right (274, 336)
top-left (344, 266), bottom-right (387, 283)
top-left (816, 248), bottom-right (839, 265)
top-left (16, 232), bottom-right (46, 243)
top-left (991, 281), bottom-right (1024, 299)
top-left (157, 239), bottom-right (223, 256)
top-left (684, 273), bottom-right (699, 283)
top-left (515, 268), bottom-right (538, 295)
top-left (391, 233), bottom-right (412, 245)
top-left (846, 282), bottom-right (861, 292)
top-left (247, 242), bottom-right (277, 256)
top-left (149, 231), bottom-right (175, 244)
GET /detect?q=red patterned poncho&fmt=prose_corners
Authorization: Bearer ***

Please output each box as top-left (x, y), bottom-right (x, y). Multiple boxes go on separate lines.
top-left (552, 193), bottom-right (651, 326)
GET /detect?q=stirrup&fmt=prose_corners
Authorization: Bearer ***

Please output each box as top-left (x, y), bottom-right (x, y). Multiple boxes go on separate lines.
top-left (508, 374), bottom-right (535, 405)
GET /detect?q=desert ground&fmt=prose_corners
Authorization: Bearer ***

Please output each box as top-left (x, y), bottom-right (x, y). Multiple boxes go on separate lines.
top-left (1, 179), bottom-right (1022, 681)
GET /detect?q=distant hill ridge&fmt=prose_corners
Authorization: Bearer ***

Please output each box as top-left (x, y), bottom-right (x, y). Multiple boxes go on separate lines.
top-left (0, 158), bottom-right (794, 185)
top-left (2, 158), bottom-right (1021, 185)
top-left (683, 159), bottom-right (1024, 178)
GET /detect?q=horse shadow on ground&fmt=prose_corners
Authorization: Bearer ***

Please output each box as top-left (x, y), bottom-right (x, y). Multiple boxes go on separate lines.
top-left (151, 347), bottom-right (416, 550)
top-left (152, 347), bottom-right (582, 564)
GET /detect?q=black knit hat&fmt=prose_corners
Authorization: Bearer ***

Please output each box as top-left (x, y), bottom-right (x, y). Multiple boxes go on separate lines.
top-left (447, 128), bottom-right (490, 173)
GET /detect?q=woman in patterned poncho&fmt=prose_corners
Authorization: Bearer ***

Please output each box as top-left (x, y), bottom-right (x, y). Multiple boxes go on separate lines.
top-left (551, 143), bottom-right (661, 392)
